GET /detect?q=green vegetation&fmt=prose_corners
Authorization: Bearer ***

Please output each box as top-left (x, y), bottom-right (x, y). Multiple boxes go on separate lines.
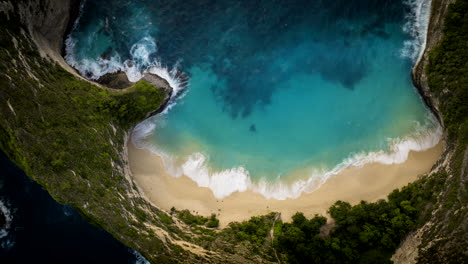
top-left (216, 174), bottom-right (446, 263)
top-left (0, 11), bottom-right (190, 263)
top-left (206, 214), bottom-right (220, 228)
top-left (173, 209), bottom-right (220, 228)
top-left (224, 213), bottom-right (278, 246)
top-left (178, 210), bottom-right (210, 226)
top-left (427, 0), bottom-right (468, 141)
top-left (98, 80), bottom-right (166, 129)
top-left (212, 2), bottom-right (468, 263)
top-left (0, 48), bottom-right (164, 201)
top-left (419, 0), bottom-right (468, 262)
top-left (0, 0), bottom-right (466, 263)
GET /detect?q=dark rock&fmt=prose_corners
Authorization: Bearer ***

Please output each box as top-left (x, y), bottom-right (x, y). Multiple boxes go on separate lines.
top-left (142, 71), bottom-right (171, 90)
top-left (96, 71), bottom-right (133, 89)
top-left (0, 209), bottom-right (6, 229)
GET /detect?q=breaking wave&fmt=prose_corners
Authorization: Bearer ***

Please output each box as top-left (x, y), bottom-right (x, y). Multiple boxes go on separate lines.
top-left (0, 199), bottom-right (13, 240)
top-left (401, 0), bottom-right (432, 62)
top-left (65, 35), bottom-right (187, 102)
top-left (133, 116), bottom-right (442, 200)
top-left (131, 249), bottom-right (150, 264)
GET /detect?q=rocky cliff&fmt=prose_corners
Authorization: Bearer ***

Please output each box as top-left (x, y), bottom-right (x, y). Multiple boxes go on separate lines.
top-left (413, 0), bottom-right (457, 125)
top-left (2, 0), bottom-right (80, 72)
top-left (393, 0), bottom-right (467, 263)
top-left (0, 0), bottom-right (466, 263)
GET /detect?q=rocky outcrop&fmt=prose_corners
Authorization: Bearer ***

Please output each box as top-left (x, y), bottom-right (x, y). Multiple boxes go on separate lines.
top-left (97, 72), bottom-right (134, 90)
top-left (141, 73), bottom-right (174, 117)
top-left (98, 71), bottom-right (172, 91)
top-left (97, 71), bottom-right (174, 117)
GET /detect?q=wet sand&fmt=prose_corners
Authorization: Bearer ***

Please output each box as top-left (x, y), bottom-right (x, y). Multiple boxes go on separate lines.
top-left (129, 139), bottom-right (444, 227)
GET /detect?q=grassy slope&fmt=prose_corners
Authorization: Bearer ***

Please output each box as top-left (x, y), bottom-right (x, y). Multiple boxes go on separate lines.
top-left (0, 13), bottom-right (193, 263)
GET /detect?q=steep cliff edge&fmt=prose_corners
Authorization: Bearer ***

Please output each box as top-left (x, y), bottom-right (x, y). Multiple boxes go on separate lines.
top-left (393, 0), bottom-right (467, 263)
top-left (0, 0), bottom-right (466, 263)
top-left (413, 0), bottom-right (456, 124)
top-left (3, 0), bottom-right (81, 73)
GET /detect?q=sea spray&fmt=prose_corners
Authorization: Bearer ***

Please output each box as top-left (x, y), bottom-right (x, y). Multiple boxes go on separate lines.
top-left (65, 0), bottom-right (187, 104)
top-left (0, 199), bottom-right (12, 240)
top-left (401, 0), bottom-right (432, 62)
top-left (132, 249), bottom-right (151, 264)
top-left (66, 35), bottom-right (187, 106)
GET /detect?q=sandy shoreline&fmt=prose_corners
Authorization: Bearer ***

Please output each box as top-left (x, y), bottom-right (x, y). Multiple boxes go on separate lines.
top-left (129, 139), bottom-right (444, 227)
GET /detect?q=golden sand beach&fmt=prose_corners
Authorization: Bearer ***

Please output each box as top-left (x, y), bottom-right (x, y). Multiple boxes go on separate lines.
top-left (129, 139), bottom-right (444, 227)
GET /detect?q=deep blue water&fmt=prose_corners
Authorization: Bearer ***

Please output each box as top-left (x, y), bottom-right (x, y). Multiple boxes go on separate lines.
top-left (66, 0), bottom-right (439, 199)
top-left (0, 151), bottom-right (147, 264)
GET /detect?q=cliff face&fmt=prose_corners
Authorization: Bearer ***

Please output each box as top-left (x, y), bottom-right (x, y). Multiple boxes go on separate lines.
top-left (394, 0), bottom-right (468, 263)
top-left (15, 0), bottom-right (79, 53)
top-left (412, 0), bottom-right (456, 125)
top-left (8, 0), bottom-right (80, 72)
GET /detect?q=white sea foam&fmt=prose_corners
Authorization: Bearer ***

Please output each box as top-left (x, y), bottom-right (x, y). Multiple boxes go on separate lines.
top-left (124, 59), bottom-right (143, 82)
top-left (132, 119), bottom-right (170, 158)
top-left (401, 0), bottom-right (432, 62)
top-left (132, 249), bottom-right (150, 264)
top-left (133, 117), bottom-right (443, 200)
top-left (65, 35), bottom-right (186, 103)
top-left (0, 200), bottom-right (12, 240)
top-left (147, 60), bottom-right (187, 98)
top-left (181, 153), bottom-right (251, 198)
top-left (130, 37), bottom-right (158, 67)
top-left (133, 118), bottom-right (158, 141)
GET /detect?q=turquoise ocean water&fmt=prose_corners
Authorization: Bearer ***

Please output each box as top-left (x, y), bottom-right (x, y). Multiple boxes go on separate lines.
top-left (66, 0), bottom-right (440, 199)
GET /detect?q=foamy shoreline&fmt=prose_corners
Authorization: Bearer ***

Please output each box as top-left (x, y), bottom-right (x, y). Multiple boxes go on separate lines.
top-left (66, 0), bottom-right (439, 227)
top-left (132, 118), bottom-right (443, 200)
top-left (128, 137), bottom-right (444, 227)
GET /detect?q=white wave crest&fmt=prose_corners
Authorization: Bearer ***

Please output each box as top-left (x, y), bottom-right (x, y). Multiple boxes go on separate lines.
top-left (133, 118), bottom-right (443, 200)
top-left (401, 0), bottom-right (432, 62)
top-left (124, 59), bottom-right (143, 82)
top-left (181, 153), bottom-right (251, 197)
top-left (131, 249), bottom-right (150, 264)
top-left (65, 35), bottom-right (186, 104)
top-left (130, 37), bottom-right (158, 67)
top-left (133, 118), bottom-right (158, 141)
top-left (0, 200), bottom-right (13, 240)
top-left (148, 60), bottom-right (187, 98)
top-left (64, 36), bottom-right (123, 80)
